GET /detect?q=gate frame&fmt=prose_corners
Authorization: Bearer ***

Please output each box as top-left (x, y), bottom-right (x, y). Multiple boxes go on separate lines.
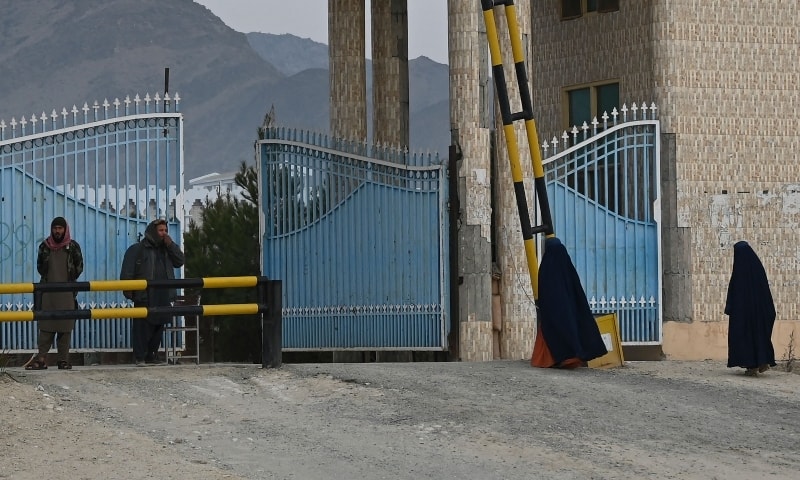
top-left (540, 109), bottom-right (663, 346)
top-left (257, 128), bottom-right (451, 352)
top-left (0, 93), bottom-right (185, 353)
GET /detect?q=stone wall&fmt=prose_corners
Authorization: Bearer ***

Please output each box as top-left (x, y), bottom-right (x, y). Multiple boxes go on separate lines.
top-left (491, 2), bottom-right (537, 360)
top-left (529, 0), bottom-right (800, 359)
top-left (448, 0), bottom-right (494, 360)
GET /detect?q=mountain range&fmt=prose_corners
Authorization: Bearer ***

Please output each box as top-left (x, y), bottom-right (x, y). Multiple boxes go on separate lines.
top-left (0, 0), bottom-right (450, 180)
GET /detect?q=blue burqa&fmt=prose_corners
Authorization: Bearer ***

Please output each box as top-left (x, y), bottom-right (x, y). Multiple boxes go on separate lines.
top-left (537, 237), bottom-right (607, 365)
top-left (725, 241), bottom-right (776, 369)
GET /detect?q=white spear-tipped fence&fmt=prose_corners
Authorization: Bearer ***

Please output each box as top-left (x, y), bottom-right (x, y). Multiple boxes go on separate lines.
top-left (1, 92), bottom-right (184, 352)
top-left (539, 102), bottom-right (662, 344)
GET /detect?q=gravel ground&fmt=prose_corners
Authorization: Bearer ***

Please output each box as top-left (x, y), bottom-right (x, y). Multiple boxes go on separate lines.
top-left (2, 359), bottom-right (799, 480)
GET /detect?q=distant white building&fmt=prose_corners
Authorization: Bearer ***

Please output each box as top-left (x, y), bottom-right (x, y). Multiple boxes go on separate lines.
top-left (184, 171), bottom-right (245, 227)
top-left (49, 172), bottom-right (244, 230)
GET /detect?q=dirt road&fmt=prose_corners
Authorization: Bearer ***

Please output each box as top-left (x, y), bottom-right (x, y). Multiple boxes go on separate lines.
top-left (3, 360), bottom-right (799, 479)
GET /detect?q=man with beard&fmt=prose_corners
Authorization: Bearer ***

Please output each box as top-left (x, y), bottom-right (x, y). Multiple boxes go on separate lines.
top-left (26, 216), bottom-right (84, 370)
top-left (120, 219), bottom-right (185, 366)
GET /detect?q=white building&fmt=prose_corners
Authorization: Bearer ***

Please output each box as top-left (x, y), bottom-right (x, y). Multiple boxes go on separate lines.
top-left (184, 171), bottom-right (245, 227)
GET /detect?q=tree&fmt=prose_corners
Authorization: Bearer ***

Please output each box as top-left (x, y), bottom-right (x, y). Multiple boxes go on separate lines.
top-left (184, 161), bottom-right (261, 362)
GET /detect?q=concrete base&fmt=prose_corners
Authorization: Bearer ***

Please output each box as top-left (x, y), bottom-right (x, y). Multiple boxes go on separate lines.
top-left (622, 345), bottom-right (665, 361)
top-left (662, 319), bottom-right (799, 361)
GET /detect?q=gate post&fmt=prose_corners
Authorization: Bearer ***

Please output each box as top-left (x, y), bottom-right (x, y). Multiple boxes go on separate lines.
top-left (447, 140), bottom-right (462, 359)
top-left (261, 279), bottom-right (282, 368)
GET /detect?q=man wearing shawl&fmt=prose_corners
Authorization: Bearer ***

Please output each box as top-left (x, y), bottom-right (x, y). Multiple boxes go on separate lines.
top-left (531, 237), bottom-right (607, 368)
top-left (26, 216), bottom-right (84, 370)
top-left (725, 241), bottom-right (776, 376)
top-left (120, 219), bottom-right (185, 366)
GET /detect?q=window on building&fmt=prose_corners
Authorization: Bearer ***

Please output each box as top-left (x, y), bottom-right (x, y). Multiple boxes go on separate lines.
top-left (565, 82), bottom-right (619, 128)
top-left (561, 0), bottom-right (619, 20)
top-left (568, 87), bottom-right (591, 128)
top-left (561, 0), bottom-right (583, 20)
top-left (597, 0), bottom-right (620, 13)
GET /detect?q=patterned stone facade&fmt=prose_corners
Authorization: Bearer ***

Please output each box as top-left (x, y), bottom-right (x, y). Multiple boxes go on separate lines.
top-left (529, 0), bottom-right (800, 360)
top-left (490, 3), bottom-right (537, 360)
top-left (446, 1), bottom-right (539, 361)
top-left (448, 0), bottom-right (495, 361)
top-left (371, 0), bottom-right (409, 148)
top-left (329, 0), bottom-right (367, 141)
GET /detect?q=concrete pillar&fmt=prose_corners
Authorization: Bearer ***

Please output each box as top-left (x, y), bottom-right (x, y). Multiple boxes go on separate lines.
top-left (491, 1), bottom-right (536, 360)
top-left (371, 0), bottom-right (409, 149)
top-left (329, 0), bottom-right (368, 364)
top-left (448, 0), bottom-right (494, 361)
top-left (329, 0), bottom-right (367, 142)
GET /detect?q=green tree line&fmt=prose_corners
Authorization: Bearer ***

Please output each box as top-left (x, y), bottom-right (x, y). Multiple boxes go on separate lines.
top-left (184, 161), bottom-right (261, 362)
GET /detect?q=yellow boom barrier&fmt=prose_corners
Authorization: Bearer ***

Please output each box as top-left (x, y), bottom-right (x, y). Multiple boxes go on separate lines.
top-left (0, 276), bottom-right (282, 368)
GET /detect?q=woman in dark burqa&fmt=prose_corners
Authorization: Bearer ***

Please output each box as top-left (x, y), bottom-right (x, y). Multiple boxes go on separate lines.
top-left (531, 237), bottom-right (607, 368)
top-left (725, 241), bottom-right (776, 376)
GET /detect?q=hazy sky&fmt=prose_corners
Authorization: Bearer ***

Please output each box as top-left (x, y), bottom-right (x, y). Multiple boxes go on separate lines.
top-left (194, 0), bottom-right (449, 64)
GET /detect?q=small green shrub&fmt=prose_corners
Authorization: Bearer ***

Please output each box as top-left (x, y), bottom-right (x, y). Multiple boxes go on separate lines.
top-left (782, 329), bottom-right (796, 373)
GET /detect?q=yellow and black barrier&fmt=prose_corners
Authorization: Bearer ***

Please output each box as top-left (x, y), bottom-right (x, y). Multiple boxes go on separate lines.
top-left (0, 275), bottom-right (264, 296)
top-left (0, 276), bottom-right (282, 368)
top-left (480, 0), bottom-right (554, 300)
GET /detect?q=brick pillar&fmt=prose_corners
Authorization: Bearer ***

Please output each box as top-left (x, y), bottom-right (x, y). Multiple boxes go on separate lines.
top-left (491, 1), bottom-right (536, 360)
top-left (371, 0), bottom-right (409, 149)
top-left (329, 0), bottom-right (367, 142)
top-left (449, 0), bottom-right (494, 361)
top-left (329, 0), bottom-right (368, 363)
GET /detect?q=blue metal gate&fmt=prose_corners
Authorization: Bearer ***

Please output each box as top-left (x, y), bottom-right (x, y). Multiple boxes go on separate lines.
top-left (540, 103), bottom-right (661, 344)
top-left (259, 128), bottom-right (449, 351)
top-left (0, 93), bottom-right (184, 352)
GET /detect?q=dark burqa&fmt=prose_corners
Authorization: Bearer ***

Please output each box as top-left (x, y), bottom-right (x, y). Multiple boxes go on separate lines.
top-left (536, 237), bottom-right (607, 365)
top-left (725, 241), bottom-right (776, 369)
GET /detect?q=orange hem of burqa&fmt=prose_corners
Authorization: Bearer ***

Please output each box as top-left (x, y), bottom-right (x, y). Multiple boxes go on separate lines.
top-left (531, 325), bottom-right (583, 369)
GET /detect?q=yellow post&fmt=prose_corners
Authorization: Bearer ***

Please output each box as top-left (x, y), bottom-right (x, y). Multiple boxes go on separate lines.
top-left (480, 1), bottom-right (542, 298)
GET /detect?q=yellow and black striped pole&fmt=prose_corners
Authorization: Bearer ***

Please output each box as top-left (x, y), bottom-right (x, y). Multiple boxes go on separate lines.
top-left (480, 0), bottom-right (554, 300)
top-left (0, 303), bottom-right (265, 323)
top-left (0, 276), bottom-right (269, 323)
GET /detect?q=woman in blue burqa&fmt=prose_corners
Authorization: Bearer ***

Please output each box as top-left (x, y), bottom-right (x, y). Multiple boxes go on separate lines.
top-left (725, 241), bottom-right (776, 376)
top-left (532, 237), bottom-right (607, 368)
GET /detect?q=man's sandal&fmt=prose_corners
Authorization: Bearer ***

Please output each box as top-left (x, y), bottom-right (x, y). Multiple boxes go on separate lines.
top-left (57, 361), bottom-right (72, 370)
top-left (25, 359), bottom-right (47, 370)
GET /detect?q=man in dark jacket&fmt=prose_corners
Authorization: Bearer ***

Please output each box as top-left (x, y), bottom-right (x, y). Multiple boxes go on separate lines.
top-left (120, 219), bottom-right (185, 365)
top-left (26, 216), bottom-right (83, 370)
